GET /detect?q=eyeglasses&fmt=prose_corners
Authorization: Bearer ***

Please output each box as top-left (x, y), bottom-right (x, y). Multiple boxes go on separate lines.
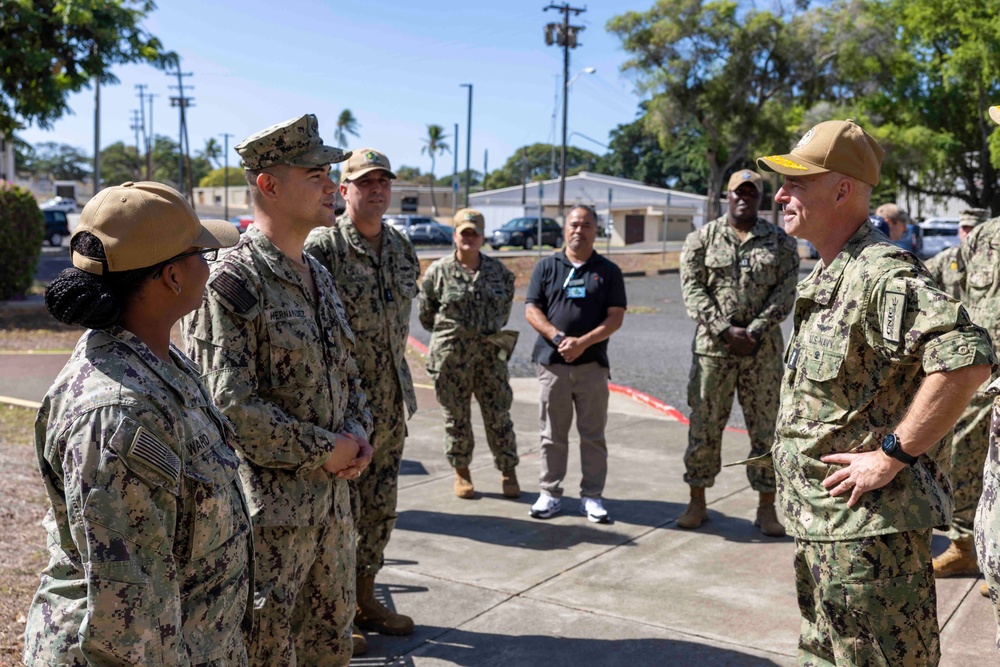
top-left (169, 247), bottom-right (219, 263)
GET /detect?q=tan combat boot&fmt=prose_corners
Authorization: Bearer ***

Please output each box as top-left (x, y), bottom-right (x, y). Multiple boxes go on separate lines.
top-left (755, 492), bottom-right (786, 537)
top-left (351, 624), bottom-right (367, 655)
top-left (454, 466), bottom-right (474, 499)
top-left (982, 582), bottom-right (991, 597)
top-left (356, 573), bottom-right (414, 636)
top-left (501, 468), bottom-right (520, 498)
top-left (677, 486), bottom-right (708, 529)
top-left (933, 537), bottom-right (980, 577)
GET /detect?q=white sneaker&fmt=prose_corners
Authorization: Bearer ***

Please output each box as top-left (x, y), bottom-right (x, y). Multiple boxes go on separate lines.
top-left (580, 497), bottom-right (609, 523)
top-left (530, 494), bottom-right (561, 519)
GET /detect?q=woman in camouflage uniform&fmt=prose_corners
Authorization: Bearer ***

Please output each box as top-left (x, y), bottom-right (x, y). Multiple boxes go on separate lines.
top-left (419, 208), bottom-right (520, 499)
top-left (23, 182), bottom-right (253, 666)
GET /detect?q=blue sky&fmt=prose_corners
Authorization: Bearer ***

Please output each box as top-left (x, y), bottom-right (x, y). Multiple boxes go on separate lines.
top-left (20, 0), bottom-right (654, 176)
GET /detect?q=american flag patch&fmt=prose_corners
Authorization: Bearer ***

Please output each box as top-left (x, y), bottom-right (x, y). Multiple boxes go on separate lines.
top-left (211, 271), bottom-right (256, 314)
top-left (128, 427), bottom-right (181, 484)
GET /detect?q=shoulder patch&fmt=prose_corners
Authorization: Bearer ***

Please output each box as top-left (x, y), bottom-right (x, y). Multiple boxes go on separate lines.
top-left (210, 270), bottom-right (257, 315)
top-left (882, 285), bottom-right (906, 344)
top-left (128, 426), bottom-right (181, 485)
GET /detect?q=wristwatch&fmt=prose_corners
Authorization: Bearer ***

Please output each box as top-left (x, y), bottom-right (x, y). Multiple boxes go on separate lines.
top-left (552, 332), bottom-right (566, 346)
top-left (880, 433), bottom-right (918, 466)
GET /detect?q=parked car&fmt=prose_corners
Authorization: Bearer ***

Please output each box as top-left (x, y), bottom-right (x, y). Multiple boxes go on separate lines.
top-left (384, 215), bottom-right (437, 235)
top-left (43, 209), bottom-right (70, 247)
top-left (39, 196), bottom-right (78, 214)
top-left (407, 222), bottom-right (452, 245)
top-left (490, 217), bottom-right (562, 250)
top-left (229, 214), bottom-right (253, 234)
top-left (918, 218), bottom-right (961, 258)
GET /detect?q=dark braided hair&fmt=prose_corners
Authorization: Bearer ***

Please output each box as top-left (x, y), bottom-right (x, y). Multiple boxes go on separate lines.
top-left (44, 232), bottom-right (159, 329)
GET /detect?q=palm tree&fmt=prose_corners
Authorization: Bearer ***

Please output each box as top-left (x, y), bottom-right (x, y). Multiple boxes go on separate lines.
top-left (421, 124), bottom-right (450, 216)
top-left (199, 137), bottom-right (222, 169)
top-left (334, 109), bottom-right (360, 149)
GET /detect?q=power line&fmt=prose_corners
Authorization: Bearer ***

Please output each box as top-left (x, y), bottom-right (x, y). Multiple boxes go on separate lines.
top-left (544, 2), bottom-right (586, 217)
top-left (168, 69), bottom-right (194, 203)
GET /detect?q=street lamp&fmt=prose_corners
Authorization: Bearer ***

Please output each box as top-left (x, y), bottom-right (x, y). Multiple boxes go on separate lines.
top-left (460, 83), bottom-right (473, 207)
top-left (567, 66), bottom-right (595, 88)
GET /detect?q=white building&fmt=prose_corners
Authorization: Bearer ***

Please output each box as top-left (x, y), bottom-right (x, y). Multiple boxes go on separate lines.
top-left (469, 172), bottom-right (709, 245)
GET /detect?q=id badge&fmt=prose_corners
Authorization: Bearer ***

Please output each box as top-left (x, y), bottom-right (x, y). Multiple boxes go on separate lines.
top-left (567, 286), bottom-right (586, 299)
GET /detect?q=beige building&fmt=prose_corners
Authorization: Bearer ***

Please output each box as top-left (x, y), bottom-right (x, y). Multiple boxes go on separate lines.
top-left (194, 181), bottom-right (465, 220)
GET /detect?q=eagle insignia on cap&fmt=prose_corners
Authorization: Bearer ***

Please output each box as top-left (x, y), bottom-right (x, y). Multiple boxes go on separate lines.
top-left (795, 129), bottom-right (815, 148)
top-left (465, 212), bottom-right (477, 220)
top-left (741, 171), bottom-right (752, 180)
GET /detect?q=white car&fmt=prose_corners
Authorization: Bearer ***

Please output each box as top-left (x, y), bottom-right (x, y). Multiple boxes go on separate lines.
top-left (39, 196), bottom-right (78, 214)
top-left (918, 218), bottom-right (960, 259)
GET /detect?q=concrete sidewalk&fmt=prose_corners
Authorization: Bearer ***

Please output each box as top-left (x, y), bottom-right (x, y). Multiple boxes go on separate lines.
top-left (1, 357), bottom-right (996, 664)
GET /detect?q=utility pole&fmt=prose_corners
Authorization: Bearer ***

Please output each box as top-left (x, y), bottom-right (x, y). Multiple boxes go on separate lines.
top-left (135, 84), bottom-right (148, 178)
top-left (521, 146), bottom-right (528, 205)
top-left (221, 132), bottom-right (234, 219)
top-left (146, 93), bottom-right (158, 180)
top-left (129, 109), bottom-right (142, 180)
top-left (453, 121), bottom-right (459, 214)
top-left (483, 149), bottom-right (488, 185)
top-left (460, 83), bottom-right (473, 207)
top-left (544, 3), bottom-right (586, 219)
top-left (93, 72), bottom-right (101, 193)
top-left (168, 68), bottom-right (194, 201)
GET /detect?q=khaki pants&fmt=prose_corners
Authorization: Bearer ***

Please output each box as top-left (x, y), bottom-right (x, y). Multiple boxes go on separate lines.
top-left (537, 362), bottom-right (609, 499)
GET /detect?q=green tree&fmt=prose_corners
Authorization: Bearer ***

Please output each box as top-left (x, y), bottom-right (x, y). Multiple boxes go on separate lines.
top-left (833, 0), bottom-right (1000, 214)
top-left (484, 143), bottom-right (601, 190)
top-left (394, 165), bottom-right (424, 183)
top-left (598, 114), bottom-right (709, 193)
top-left (20, 142), bottom-right (91, 181)
top-left (421, 124), bottom-right (449, 215)
top-left (608, 1), bottom-right (831, 218)
top-left (334, 109), bottom-right (360, 148)
top-left (199, 167), bottom-right (244, 187)
top-left (99, 141), bottom-right (141, 186)
top-left (0, 0), bottom-right (177, 136)
top-left (198, 137), bottom-right (222, 169)
top-left (0, 183), bottom-right (44, 300)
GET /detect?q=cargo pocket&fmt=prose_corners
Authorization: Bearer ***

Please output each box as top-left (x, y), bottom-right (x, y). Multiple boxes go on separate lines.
top-left (177, 435), bottom-right (245, 561)
top-left (843, 574), bottom-right (936, 665)
top-left (82, 561), bottom-right (161, 665)
top-left (267, 317), bottom-right (322, 389)
top-left (796, 346), bottom-right (850, 424)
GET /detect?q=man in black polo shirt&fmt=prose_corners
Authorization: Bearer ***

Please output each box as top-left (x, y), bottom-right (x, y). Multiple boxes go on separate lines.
top-left (525, 204), bottom-right (627, 522)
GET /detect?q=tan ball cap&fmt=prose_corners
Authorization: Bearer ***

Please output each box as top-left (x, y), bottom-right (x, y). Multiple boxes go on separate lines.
top-left (71, 181), bottom-right (239, 275)
top-left (454, 208), bottom-right (485, 235)
top-left (990, 106), bottom-right (1000, 125)
top-left (727, 170), bottom-right (763, 192)
top-left (341, 148), bottom-right (396, 183)
top-left (757, 119), bottom-right (885, 187)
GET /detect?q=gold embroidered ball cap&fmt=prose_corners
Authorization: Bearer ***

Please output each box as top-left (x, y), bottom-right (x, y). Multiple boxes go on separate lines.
top-left (340, 147), bottom-right (397, 183)
top-left (236, 114), bottom-right (350, 170)
top-left (990, 106), bottom-right (1000, 125)
top-left (727, 170), bottom-right (763, 193)
top-left (756, 119), bottom-right (885, 187)
top-left (453, 208), bottom-right (485, 235)
top-left (71, 181), bottom-right (239, 275)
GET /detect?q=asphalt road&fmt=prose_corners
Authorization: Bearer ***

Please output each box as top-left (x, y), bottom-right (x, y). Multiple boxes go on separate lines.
top-left (409, 269), bottom-right (808, 429)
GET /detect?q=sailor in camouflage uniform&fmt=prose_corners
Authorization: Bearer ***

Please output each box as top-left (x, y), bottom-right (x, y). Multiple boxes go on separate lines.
top-left (419, 208), bottom-right (520, 499)
top-left (757, 119), bottom-right (995, 665)
top-left (185, 115), bottom-right (373, 667)
top-left (304, 148), bottom-right (419, 638)
top-left (678, 169), bottom-right (799, 536)
top-left (976, 100), bottom-right (1000, 630)
top-left (920, 208), bottom-right (993, 578)
top-left (24, 182), bottom-right (251, 666)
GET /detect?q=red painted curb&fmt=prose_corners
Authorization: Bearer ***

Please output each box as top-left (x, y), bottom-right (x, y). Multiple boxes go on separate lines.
top-left (407, 336), bottom-right (428, 356)
top-left (407, 336), bottom-right (747, 434)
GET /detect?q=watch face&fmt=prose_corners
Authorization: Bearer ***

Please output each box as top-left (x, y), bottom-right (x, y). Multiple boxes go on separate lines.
top-left (881, 433), bottom-right (897, 454)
